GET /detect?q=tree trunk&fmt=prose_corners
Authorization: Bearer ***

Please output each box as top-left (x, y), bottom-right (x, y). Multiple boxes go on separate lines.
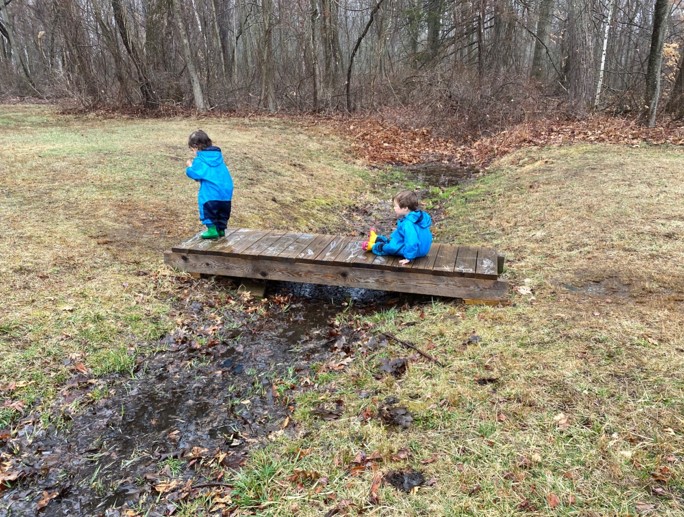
top-left (594, 0), bottom-right (616, 108)
top-left (111, 0), bottom-right (158, 108)
top-left (320, 0), bottom-right (341, 107)
top-left (310, 0), bottom-right (319, 111)
top-left (210, 0), bottom-right (229, 87)
top-left (170, 0), bottom-right (206, 111)
top-left (259, 0), bottom-right (276, 112)
top-left (530, 0), bottom-right (554, 80)
top-left (0, 3), bottom-right (38, 93)
top-left (643, 0), bottom-right (671, 127)
top-left (565, 0), bottom-right (595, 113)
top-left (346, 0), bottom-right (386, 112)
top-left (426, 0), bottom-right (443, 61)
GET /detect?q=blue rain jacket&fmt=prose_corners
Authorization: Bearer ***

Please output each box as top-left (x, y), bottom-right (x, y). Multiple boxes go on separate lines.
top-left (186, 146), bottom-right (234, 224)
top-left (371, 210), bottom-right (433, 260)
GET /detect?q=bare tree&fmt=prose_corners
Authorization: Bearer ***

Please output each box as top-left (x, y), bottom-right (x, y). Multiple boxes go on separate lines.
top-left (111, 0), bottom-right (158, 107)
top-left (594, 0), bottom-right (617, 108)
top-left (643, 0), bottom-right (671, 126)
top-left (346, 0), bottom-right (386, 112)
top-left (258, 0), bottom-right (276, 112)
top-left (564, 0), bottom-right (596, 113)
top-left (530, 0), bottom-right (555, 80)
top-left (171, 0), bottom-right (206, 110)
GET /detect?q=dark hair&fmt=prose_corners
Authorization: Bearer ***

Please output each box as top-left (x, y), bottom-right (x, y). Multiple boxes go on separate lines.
top-left (393, 190), bottom-right (420, 211)
top-left (188, 130), bottom-right (212, 150)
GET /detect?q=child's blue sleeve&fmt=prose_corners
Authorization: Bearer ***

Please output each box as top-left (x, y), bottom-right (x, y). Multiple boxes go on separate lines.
top-left (186, 161), bottom-right (205, 181)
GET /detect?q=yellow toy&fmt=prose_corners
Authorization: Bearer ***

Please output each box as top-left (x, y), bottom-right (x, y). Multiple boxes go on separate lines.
top-left (362, 228), bottom-right (378, 251)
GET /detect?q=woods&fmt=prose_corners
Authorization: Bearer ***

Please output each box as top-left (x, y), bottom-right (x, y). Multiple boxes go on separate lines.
top-left (1, 0), bottom-right (683, 128)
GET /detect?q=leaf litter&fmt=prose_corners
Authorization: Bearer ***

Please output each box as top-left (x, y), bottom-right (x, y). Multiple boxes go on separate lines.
top-left (0, 278), bottom-right (439, 515)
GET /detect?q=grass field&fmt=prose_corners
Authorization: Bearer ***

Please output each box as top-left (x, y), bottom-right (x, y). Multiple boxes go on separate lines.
top-left (1, 105), bottom-right (683, 515)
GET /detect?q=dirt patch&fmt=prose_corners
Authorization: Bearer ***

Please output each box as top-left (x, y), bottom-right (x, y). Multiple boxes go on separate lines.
top-left (0, 286), bottom-right (359, 515)
top-left (559, 274), bottom-right (632, 298)
top-left (397, 162), bottom-right (477, 188)
top-left (1, 278), bottom-right (433, 516)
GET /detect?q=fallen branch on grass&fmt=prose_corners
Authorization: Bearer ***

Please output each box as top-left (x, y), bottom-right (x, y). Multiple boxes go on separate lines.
top-left (381, 332), bottom-right (445, 367)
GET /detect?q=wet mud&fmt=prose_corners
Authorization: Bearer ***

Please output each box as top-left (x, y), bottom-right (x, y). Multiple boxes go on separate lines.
top-left (0, 285), bottom-right (372, 516)
top-left (1, 281), bottom-right (431, 516)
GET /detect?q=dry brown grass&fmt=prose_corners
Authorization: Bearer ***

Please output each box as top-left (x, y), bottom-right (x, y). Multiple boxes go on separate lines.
top-left (0, 105), bottom-right (366, 420)
top-left (1, 106), bottom-right (683, 515)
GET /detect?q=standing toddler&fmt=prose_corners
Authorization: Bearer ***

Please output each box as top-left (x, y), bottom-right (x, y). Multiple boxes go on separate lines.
top-left (185, 130), bottom-right (234, 239)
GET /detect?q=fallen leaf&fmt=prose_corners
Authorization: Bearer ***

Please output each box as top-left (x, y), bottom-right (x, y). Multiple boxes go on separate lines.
top-left (391, 449), bottom-right (410, 461)
top-left (554, 412), bottom-right (570, 430)
top-left (635, 502), bottom-right (657, 514)
top-left (369, 471), bottom-right (383, 505)
top-left (546, 492), bottom-right (560, 508)
top-left (73, 362), bottom-right (89, 374)
top-left (36, 490), bottom-right (59, 511)
top-left (154, 480), bottom-right (181, 494)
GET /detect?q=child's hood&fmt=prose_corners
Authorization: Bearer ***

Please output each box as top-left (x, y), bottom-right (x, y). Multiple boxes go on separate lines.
top-left (404, 210), bottom-right (432, 228)
top-left (195, 146), bottom-right (224, 166)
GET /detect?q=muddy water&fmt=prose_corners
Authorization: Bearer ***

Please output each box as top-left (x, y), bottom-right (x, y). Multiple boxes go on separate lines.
top-left (1, 294), bottom-right (357, 516)
top-left (398, 162), bottom-right (477, 188)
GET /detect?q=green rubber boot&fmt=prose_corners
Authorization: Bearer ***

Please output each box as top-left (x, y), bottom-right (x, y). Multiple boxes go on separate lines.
top-left (201, 225), bottom-right (220, 239)
top-left (218, 229), bottom-right (225, 237)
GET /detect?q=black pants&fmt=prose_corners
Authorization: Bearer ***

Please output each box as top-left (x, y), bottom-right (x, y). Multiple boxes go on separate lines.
top-left (203, 200), bottom-right (232, 231)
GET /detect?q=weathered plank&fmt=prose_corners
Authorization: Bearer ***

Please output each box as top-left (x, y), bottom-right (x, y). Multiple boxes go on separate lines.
top-left (433, 244), bottom-right (458, 273)
top-left (332, 238), bottom-right (373, 265)
top-left (243, 231), bottom-right (286, 256)
top-left (454, 246), bottom-right (478, 275)
top-left (277, 233), bottom-right (318, 259)
top-left (164, 250), bottom-right (508, 301)
top-left (316, 236), bottom-right (353, 262)
top-left (476, 247), bottom-right (499, 277)
top-left (297, 234), bottom-right (335, 260)
top-left (409, 244), bottom-right (442, 272)
top-left (256, 232), bottom-right (300, 258)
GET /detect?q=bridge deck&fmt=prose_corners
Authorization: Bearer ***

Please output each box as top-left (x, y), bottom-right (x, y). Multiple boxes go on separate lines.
top-left (164, 228), bottom-right (508, 302)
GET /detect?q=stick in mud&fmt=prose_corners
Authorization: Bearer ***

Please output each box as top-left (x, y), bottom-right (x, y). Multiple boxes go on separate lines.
top-left (381, 332), bottom-right (445, 367)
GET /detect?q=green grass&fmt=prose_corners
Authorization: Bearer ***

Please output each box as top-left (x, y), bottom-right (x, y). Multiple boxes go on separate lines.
top-left (1, 106), bottom-right (683, 515)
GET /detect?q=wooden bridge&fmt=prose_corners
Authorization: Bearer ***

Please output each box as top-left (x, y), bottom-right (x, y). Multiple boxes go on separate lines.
top-left (164, 228), bottom-right (508, 303)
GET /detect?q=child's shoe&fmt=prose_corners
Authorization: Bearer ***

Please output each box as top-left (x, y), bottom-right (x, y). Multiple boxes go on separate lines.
top-left (362, 228), bottom-right (378, 251)
top-left (201, 225), bottom-right (220, 239)
top-left (218, 229), bottom-right (225, 237)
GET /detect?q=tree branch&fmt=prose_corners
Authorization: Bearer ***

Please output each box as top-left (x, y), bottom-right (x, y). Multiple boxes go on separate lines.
top-left (345, 0), bottom-right (386, 113)
top-left (382, 332), bottom-right (445, 367)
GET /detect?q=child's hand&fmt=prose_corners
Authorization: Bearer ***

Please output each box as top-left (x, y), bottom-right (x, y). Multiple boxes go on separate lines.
top-left (186, 159), bottom-right (193, 167)
top-left (399, 259), bottom-right (410, 266)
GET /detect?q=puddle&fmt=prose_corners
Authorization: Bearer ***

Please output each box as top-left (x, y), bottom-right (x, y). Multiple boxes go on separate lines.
top-left (397, 162), bottom-right (477, 188)
top-left (0, 293), bottom-right (351, 516)
top-left (1, 277), bottom-right (441, 515)
top-left (560, 276), bottom-right (631, 298)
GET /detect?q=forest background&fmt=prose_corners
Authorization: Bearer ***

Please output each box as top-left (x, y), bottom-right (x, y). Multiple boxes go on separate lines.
top-left (1, 0), bottom-right (683, 134)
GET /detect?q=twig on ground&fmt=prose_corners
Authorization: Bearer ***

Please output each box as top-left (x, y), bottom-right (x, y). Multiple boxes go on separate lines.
top-left (192, 482), bottom-right (234, 489)
top-left (381, 332), bottom-right (445, 367)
